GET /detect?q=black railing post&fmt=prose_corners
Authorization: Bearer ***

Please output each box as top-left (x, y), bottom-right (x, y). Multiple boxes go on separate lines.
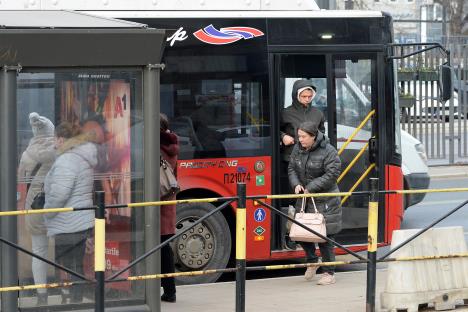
top-left (366, 178), bottom-right (378, 312)
top-left (95, 191), bottom-right (106, 312)
top-left (235, 183), bottom-right (246, 312)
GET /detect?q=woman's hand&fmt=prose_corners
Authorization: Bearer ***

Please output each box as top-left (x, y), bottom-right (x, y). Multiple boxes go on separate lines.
top-left (282, 134), bottom-right (295, 146)
top-left (294, 185), bottom-right (305, 194)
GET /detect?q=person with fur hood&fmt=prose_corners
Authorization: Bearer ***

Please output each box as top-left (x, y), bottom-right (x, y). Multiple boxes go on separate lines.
top-left (18, 112), bottom-right (56, 306)
top-left (159, 113), bottom-right (179, 303)
top-left (43, 121), bottom-right (97, 304)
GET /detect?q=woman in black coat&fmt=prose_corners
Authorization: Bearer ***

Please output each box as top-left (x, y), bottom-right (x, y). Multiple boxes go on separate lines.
top-left (288, 121), bottom-right (342, 285)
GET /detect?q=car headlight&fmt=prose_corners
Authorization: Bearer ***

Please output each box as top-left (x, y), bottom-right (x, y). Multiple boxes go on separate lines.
top-left (415, 143), bottom-right (428, 165)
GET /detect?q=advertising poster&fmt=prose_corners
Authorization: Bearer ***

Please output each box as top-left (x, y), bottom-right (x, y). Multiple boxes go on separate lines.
top-left (60, 73), bottom-right (132, 291)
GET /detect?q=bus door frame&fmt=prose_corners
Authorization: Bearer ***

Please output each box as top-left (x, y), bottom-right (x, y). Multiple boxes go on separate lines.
top-left (269, 51), bottom-right (336, 251)
top-left (330, 51), bottom-right (388, 243)
top-left (269, 46), bottom-right (387, 251)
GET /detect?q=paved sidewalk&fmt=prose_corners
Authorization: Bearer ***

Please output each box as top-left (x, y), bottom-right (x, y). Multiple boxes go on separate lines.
top-left (163, 270), bottom-right (381, 312)
top-left (161, 269), bottom-right (468, 312)
top-left (429, 165), bottom-right (468, 179)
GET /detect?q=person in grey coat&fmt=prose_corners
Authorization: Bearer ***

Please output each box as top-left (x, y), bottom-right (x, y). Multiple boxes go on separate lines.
top-left (43, 121), bottom-right (97, 303)
top-left (288, 121), bottom-right (342, 286)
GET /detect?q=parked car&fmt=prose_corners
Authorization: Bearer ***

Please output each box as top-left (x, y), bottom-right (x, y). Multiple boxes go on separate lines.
top-left (400, 129), bottom-right (430, 208)
top-left (400, 82), bottom-right (459, 122)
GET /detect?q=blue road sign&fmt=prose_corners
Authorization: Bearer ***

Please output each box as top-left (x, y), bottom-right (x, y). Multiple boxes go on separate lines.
top-left (254, 208), bottom-right (266, 222)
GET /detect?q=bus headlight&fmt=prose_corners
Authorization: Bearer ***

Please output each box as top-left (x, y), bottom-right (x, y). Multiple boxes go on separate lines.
top-left (415, 143), bottom-right (428, 165)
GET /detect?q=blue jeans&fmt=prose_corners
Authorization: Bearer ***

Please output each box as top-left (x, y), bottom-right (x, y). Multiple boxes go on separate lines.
top-left (299, 235), bottom-right (336, 274)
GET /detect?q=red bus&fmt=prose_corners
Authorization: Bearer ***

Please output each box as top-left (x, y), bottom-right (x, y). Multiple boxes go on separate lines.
top-left (106, 10), bottom-right (405, 284)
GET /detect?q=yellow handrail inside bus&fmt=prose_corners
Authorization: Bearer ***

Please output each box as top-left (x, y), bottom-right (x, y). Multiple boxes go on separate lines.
top-left (341, 163), bottom-right (376, 205)
top-left (338, 109), bottom-right (375, 156)
top-left (337, 142), bottom-right (369, 183)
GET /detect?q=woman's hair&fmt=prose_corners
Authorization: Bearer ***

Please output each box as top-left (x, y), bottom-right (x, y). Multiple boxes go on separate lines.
top-left (297, 121), bottom-right (318, 137)
top-left (55, 121), bottom-right (81, 139)
top-left (160, 113), bottom-right (169, 132)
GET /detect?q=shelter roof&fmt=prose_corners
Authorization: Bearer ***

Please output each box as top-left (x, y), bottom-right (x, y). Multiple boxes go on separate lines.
top-left (0, 10), bottom-right (147, 28)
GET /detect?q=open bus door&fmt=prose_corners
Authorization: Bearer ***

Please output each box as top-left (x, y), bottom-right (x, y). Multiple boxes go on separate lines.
top-left (271, 52), bottom-right (383, 252)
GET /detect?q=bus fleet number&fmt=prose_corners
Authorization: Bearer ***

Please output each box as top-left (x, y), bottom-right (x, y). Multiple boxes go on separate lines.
top-left (224, 172), bottom-right (251, 184)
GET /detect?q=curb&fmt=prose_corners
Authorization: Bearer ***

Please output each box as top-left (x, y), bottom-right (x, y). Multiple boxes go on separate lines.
top-left (428, 165), bottom-right (468, 179)
top-left (429, 170), bottom-right (468, 179)
top-left (430, 172), bottom-right (468, 179)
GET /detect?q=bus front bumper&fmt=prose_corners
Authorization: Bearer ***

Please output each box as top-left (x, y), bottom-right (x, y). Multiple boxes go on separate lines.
top-left (404, 172), bottom-right (430, 208)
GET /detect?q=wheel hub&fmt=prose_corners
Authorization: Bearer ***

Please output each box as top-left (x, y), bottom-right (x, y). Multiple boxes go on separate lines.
top-left (174, 218), bottom-right (215, 270)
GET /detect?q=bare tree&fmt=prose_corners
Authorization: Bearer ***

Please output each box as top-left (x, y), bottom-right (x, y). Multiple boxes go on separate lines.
top-left (434, 0), bottom-right (468, 35)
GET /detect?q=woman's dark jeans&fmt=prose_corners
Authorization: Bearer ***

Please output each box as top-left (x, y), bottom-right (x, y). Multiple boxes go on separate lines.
top-left (298, 234), bottom-right (336, 274)
top-left (54, 229), bottom-right (91, 303)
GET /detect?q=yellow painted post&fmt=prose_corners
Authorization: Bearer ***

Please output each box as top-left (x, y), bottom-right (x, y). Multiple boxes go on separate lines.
top-left (366, 178), bottom-right (378, 312)
top-left (94, 192), bottom-right (106, 312)
top-left (235, 183), bottom-right (246, 312)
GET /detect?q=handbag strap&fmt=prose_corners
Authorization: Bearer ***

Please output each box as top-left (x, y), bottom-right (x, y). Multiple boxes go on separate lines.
top-left (301, 195), bottom-right (319, 214)
top-left (300, 197), bottom-right (306, 213)
top-left (26, 163), bottom-right (42, 193)
top-left (310, 196), bottom-right (318, 213)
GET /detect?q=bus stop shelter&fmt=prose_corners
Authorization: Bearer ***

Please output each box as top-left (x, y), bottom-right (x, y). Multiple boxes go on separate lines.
top-left (0, 10), bottom-right (165, 311)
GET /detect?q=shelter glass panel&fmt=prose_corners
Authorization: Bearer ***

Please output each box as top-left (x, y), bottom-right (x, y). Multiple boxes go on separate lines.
top-left (16, 70), bottom-right (145, 310)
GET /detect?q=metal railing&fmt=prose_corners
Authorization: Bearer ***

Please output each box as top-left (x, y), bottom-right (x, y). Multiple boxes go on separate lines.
top-left (393, 43), bottom-right (468, 164)
top-left (2, 184), bottom-right (468, 311)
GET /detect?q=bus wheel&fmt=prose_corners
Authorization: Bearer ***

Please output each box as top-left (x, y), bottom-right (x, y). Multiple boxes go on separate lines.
top-left (172, 202), bottom-right (231, 285)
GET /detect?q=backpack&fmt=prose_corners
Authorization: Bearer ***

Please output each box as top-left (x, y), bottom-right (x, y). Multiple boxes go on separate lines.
top-left (160, 156), bottom-right (179, 198)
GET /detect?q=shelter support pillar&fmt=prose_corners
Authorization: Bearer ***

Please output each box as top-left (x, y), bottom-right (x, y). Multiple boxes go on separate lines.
top-left (0, 65), bottom-right (20, 312)
top-left (144, 63), bottom-right (164, 312)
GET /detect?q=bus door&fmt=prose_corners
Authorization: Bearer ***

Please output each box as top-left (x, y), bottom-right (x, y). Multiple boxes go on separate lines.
top-left (331, 54), bottom-right (379, 244)
top-left (272, 52), bottom-right (379, 251)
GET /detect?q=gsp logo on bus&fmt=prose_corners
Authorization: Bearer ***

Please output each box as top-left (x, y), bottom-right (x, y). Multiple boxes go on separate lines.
top-left (193, 24), bottom-right (264, 45)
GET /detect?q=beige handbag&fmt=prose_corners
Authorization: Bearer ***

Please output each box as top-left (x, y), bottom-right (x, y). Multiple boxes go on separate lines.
top-left (289, 196), bottom-right (327, 243)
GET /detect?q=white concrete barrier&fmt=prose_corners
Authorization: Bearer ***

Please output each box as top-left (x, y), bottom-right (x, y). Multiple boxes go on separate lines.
top-left (381, 226), bottom-right (468, 312)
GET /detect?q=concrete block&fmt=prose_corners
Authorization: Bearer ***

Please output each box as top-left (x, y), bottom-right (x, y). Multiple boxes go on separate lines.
top-left (381, 226), bottom-right (468, 312)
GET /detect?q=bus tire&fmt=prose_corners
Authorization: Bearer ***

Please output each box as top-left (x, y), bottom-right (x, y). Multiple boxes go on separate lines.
top-left (172, 202), bottom-right (231, 285)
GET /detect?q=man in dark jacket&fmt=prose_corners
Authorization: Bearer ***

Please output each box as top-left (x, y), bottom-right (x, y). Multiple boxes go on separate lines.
top-left (280, 79), bottom-right (326, 162)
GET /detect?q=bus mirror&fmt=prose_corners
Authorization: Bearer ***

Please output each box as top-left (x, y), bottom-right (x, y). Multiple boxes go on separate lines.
top-left (438, 64), bottom-right (453, 102)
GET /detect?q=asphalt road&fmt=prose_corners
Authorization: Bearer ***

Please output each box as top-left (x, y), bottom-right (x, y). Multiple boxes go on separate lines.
top-left (401, 176), bottom-right (468, 240)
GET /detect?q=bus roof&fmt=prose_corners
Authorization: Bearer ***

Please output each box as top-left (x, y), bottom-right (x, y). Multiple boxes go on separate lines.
top-left (85, 10), bottom-right (384, 19)
top-left (0, 0), bottom-right (320, 11)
